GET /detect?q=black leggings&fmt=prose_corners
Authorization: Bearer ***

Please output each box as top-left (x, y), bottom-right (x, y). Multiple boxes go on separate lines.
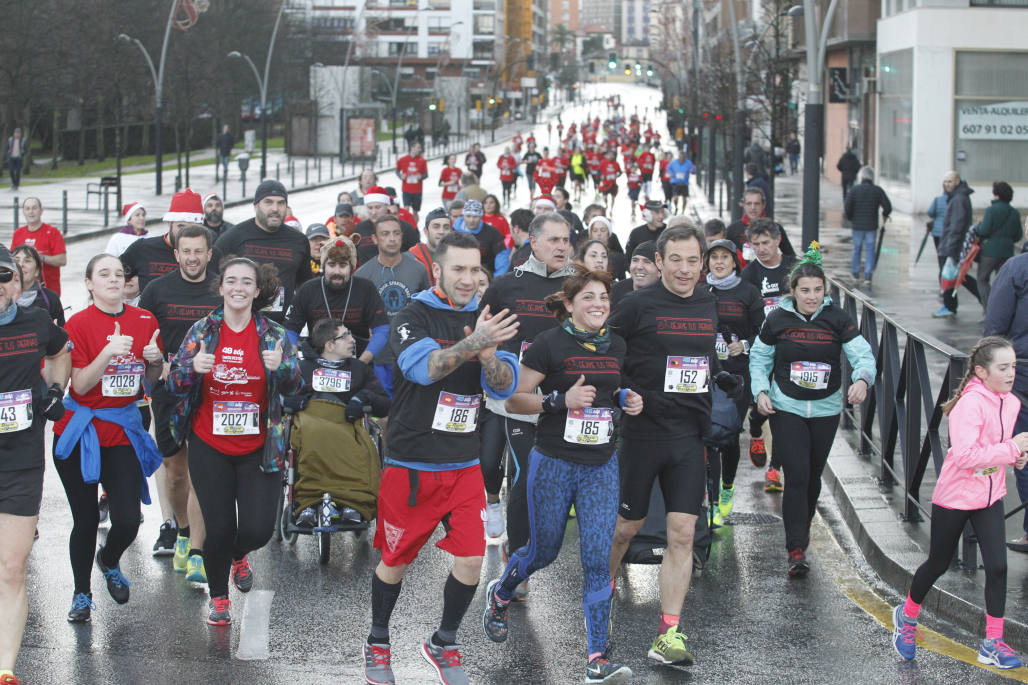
top-left (53, 442), bottom-right (143, 595)
top-left (748, 407), bottom-right (779, 468)
top-left (188, 433), bottom-right (280, 597)
top-left (479, 408), bottom-right (506, 497)
top-left (910, 500), bottom-right (1007, 618)
top-left (769, 411), bottom-right (840, 551)
top-left (503, 417), bottom-right (538, 553)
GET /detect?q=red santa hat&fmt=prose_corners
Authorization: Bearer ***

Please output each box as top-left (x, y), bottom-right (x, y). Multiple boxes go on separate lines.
top-left (363, 186), bottom-right (391, 206)
top-left (284, 215), bottom-right (303, 231)
top-left (162, 189), bottom-right (204, 224)
top-left (122, 201), bottom-right (146, 221)
top-left (201, 192), bottom-right (222, 208)
top-left (532, 195), bottom-right (557, 211)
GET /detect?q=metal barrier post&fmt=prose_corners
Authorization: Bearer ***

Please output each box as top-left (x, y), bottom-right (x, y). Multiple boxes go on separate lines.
top-left (318, 157), bottom-right (322, 183)
top-left (291, 163), bottom-right (296, 188)
top-left (103, 189), bottom-right (110, 227)
top-left (62, 191), bottom-right (68, 235)
top-left (305, 159), bottom-right (309, 186)
top-left (276, 163), bottom-right (280, 181)
top-left (12, 197), bottom-right (18, 231)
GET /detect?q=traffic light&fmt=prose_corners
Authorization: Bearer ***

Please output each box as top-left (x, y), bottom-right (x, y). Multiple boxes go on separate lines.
top-left (525, 54), bottom-right (535, 71)
top-left (646, 65), bottom-right (654, 77)
top-left (428, 98), bottom-right (438, 111)
top-left (607, 52), bottom-right (617, 70)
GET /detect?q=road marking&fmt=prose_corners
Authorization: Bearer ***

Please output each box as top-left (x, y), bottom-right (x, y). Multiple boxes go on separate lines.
top-left (235, 590), bottom-right (274, 660)
top-left (812, 516), bottom-right (1028, 682)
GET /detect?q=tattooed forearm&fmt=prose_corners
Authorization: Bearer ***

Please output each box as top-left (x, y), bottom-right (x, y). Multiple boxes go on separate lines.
top-left (482, 355), bottom-right (513, 391)
top-left (427, 336), bottom-right (480, 381)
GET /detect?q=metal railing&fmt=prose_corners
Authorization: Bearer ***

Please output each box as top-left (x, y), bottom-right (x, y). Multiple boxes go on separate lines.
top-left (828, 277), bottom-right (986, 568)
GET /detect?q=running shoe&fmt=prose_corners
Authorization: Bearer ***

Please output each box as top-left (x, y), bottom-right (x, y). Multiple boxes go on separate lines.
top-left (207, 595), bottom-right (231, 626)
top-left (483, 579), bottom-right (510, 642)
top-left (500, 542), bottom-right (529, 601)
top-left (97, 492), bottom-right (109, 524)
top-left (153, 520), bottom-right (176, 556)
top-left (363, 641), bottom-right (395, 685)
top-left (787, 548), bottom-right (809, 577)
top-left (95, 547), bottom-right (131, 604)
top-left (585, 655), bottom-right (633, 684)
top-left (764, 467), bottom-right (783, 493)
top-left (932, 306), bottom-right (955, 318)
top-left (749, 436), bottom-right (767, 467)
top-left (891, 605), bottom-right (920, 661)
top-left (173, 535), bottom-right (190, 571)
top-left (485, 501), bottom-right (505, 538)
top-left (231, 555), bottom-right (254, 592)
top-left (340, 506), bottom-right (362, 523)
top-left (718, 485), bottom-right (735, 519)
top-left (647, 625), bottom-right (694, 665)
top-left (0, 673), bottom-right (20, 685)
top-left (185, 555), bottom-right (207, 583)
top-left (979, 638), bottom-right (1023, 669)
top-left (67, 592), bottom-right (95, 623)
top-left (421, 638), bottom-right (470, 685)
top-left (295, 506), bottom-right (317, 529)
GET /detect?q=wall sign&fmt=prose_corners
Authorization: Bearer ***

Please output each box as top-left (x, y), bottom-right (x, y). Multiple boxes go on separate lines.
top-left (958, 101), bottom-right (1028, 140)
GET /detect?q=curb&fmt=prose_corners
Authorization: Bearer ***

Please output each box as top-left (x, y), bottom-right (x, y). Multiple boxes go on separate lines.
top-left (823, 432), bottom-right (1028, 651)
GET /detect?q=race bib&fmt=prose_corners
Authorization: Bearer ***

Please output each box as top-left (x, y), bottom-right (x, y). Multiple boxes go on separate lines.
top-left (407, 175), bottom-right (420, 183)
top-left (715, 335), bottom-right (729, 361)
top-left (432, 392), bottom-right (481, 433)
top-left (262, 287), bottom-right (286, 313)
top-left (763, 297), bottom-right (782, 315)
top-left (564, 407), bottom-right (613, 445)
top-left (675, 172), bottom-right (686, 180)
top-left (213, 401), bottom-right (260, 436)
top-left (790, 362), bottom-right (831, 390)
top-left (742, 242), bottom-right (756, 261)
top-left (447, 184), bottom-right (459, 193)
top-left (312, 368), bottom-right (351, 393)
top-left (665, 356), bottom-right (709, 393)
top-left (101, 363), bottom-right (144, 397)
top-left (0, 389), bottom-right (32, 433)
top-left (975, 466), bottom-right (1001, 477)
top-left (519, 341), bottom-right (531, 362)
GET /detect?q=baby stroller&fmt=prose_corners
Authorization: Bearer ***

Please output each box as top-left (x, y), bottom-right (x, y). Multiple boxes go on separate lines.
top-left (275, 399), bottom-right (384, 564)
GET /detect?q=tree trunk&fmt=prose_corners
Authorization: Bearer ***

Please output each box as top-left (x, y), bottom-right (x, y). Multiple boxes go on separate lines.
top-left (51, 106), bottom-right (59, 170)
top-left (96, 96), bottom-right (106, 161)
top-left (77, 103), bottom-right (86, 166)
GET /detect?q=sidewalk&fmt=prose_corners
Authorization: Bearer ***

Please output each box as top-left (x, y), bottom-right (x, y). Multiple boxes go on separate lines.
top-left (0, 119), bottom-right (538, 246)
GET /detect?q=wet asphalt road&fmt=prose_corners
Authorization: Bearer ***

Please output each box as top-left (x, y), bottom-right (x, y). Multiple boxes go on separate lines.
top-left (18, 83), bottom-right (1020, 684)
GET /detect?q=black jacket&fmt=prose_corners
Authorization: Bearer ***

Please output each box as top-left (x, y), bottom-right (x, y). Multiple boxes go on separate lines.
top-left (844, 180), bottom-right (892, 232)
top-left (939, 181), bottom-right (975, 261)
top-left (837, 152), bottom-right (861, 181)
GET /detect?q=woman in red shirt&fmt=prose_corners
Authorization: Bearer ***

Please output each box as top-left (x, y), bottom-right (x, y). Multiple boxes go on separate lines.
top-left (482, 195), bottom-right (513, 249)
top-left (497, 147), bottom-right (518, 207)
top-left (439, 155), bottom-right (462, 202)
top-left (53, 253), bottom-right (164, 622)
top-left (168, 258), bottom-right (301, 626)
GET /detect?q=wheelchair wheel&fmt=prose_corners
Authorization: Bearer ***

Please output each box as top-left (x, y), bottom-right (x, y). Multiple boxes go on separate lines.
top-left (280, 491), bottom-right (298, 546)
top-left (318, 530), bottom-right (331, 565)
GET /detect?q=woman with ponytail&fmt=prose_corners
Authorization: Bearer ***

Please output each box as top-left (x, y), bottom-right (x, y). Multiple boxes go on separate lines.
top-left (482, 264), bottom-right (640, 683)
top-left (892, 336), bottom-right (1027, 669)
top-left (749, 242), bottom-right (876, 576)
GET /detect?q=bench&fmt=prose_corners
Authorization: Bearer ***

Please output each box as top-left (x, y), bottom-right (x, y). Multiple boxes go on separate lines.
top-left (86, 176), bottom-right (119, 211)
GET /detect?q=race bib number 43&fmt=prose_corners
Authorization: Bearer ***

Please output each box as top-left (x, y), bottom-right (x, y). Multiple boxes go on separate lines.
top-left (432, 392), bottom-right (481, 433)
top-left (213, 401), bottom-right (260, 436)
top-left (564, 407), bottom-right (613, 445)
top-left (312, 368), bottom-right (351, 393)
top-left (790, 362), bottom-right (831, 390)
top-left (0, 389), bottom-right (32, 433)
top-left (665, 356), bottom-right (709, 393)
top-left (102, 363), bottom-right (144, 397)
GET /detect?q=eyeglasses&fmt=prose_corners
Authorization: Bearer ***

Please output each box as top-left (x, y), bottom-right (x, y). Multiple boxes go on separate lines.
top-left (333, 331), bottom-right (353, 342)
top-left (0, 270), bottom-right (15, 284)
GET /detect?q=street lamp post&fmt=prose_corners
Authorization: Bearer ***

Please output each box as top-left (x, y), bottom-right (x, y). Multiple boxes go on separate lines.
top-left (117, 0), bottom-right (179, 196)
top-left (793, 0), bottom-right (841, 249)
top-left (726, 0), bottom-right (746, 222)
top-left (228, 0), bottom-right (286, 181)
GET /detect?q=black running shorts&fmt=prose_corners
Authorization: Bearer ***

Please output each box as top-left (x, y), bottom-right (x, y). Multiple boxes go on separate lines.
top-left (0, 465), bottom-right (45, 517)
top-left (618, 436), bottom-right (705, 519)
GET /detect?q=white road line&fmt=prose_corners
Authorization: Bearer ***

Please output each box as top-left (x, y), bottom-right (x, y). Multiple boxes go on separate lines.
top-left (235, 589), bottom-right (275, 660)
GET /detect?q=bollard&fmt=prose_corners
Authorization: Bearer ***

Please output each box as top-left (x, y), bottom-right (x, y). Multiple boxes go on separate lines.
top-left (318, 157), bottom-right (322, 183)
top-left (276, 162), bottom-right (280, 181)
top-left (304, 159), bottom-right (309, 186)
top-left (330, 158), bottom-right (334, 179)
top-left (103, 189), bottom-right (110, 227)
top-left (12, 197), bottom-right (18, 231)
top-left (242, 174), bottom-right (247, 199)
top-left (291, 163), bottom-right (296, 188)
top-left (222, 174), bottom-right (227, 204)
top-left (62, 190), bottom-right (68, 235)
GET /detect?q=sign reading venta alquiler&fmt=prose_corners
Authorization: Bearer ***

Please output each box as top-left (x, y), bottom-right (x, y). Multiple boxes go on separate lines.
top-left (958, 101), bottom-right (1028, 141)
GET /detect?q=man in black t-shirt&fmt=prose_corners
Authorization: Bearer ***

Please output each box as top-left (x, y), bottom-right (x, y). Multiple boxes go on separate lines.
top-left (624, 200), bottom-right (667, 259)
top-left (352, 186), bottom-right (419, 265)
top-left (726, 188), bottom-right (795, 264)
top-left (361, 231), bottom-right (518, 685)
top-left (138, 224), bottom-right (222, 569)
top-left (122, 188), bottom-right (210, 291)
top-left (0, 245), bottom-right (70, 684)
top-left (214, 180), bottom-right (313, 325)
top-left (284, 235), bottom-right (388, 363)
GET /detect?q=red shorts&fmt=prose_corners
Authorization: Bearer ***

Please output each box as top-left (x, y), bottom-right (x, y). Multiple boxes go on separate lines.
top-left (374, 465), bottom-right (486, 566)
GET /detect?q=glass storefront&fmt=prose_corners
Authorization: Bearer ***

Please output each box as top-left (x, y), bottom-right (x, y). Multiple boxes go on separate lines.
top-left (878, 49), bottom-right (913, 184)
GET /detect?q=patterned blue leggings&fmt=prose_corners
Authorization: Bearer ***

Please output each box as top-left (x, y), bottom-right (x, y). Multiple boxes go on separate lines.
top-left (497, 448), bottom-right (619, 655)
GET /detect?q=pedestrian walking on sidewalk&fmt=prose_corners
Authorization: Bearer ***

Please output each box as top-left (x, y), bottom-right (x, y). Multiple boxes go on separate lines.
top-left (975, 181), bottom-right (1022, 312)
top-left (843, 166), bottom-right (892, 285)
top-left (749, 242), bottom-right (875, 577)
top-left (925, 185), bottom-right (949, 280)
top-left (935, 171), bottom-right (979, 318)
top-left (786, 134), bottom-right (800, 175)
top-left (836, 147), bottom-right (861, 202)
top-left (892, 336), bottom-right (1027, 669)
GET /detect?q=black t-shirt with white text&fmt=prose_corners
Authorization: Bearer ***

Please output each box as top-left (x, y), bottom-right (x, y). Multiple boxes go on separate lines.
top-left (284, 276), bottom-right (387, 357)
top-left (741, 255), bottom-right (797, 316)
top-left (708, 280), bottom-right (764, 376)
top-left (479, 269), bottom-right (564, 357)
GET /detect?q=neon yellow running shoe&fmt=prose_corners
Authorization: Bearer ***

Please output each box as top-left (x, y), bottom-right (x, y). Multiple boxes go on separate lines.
top-left (648, 625), bottom-right (694, 665)
top-left (185, 555), bottom-right (207, 584)
top-left (173, 536), bottom-right (190, 572)
top-left (718, 485), bottom-right (735, 519)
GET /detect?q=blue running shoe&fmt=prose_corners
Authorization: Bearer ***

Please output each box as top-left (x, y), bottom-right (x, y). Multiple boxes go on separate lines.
top-left (932, 306), bottom-right (955, 318)
top-left (892, 605), bottom-right (920, 661)
top-left (978, 638), bottom-right (1022, 669)
top-left (67, 592), bottom-right (95, 623)
top-left (95, 547), bottom-right (130, 604)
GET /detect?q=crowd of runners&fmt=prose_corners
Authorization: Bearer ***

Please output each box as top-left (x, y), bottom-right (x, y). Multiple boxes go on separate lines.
top-left (0, 101), bottom-right (1024, 685)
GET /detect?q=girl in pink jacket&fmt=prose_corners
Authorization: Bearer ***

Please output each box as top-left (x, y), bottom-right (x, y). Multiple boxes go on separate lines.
top-left (893, 336), bottom-right (1028, 668)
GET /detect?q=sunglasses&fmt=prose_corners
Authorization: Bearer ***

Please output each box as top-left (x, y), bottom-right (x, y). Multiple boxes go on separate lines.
top-left (0, 270), bottom-right (15, 284)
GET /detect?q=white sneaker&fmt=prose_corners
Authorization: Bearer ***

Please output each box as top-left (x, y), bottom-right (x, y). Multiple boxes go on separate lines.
top-left (486, 501), bottom-right (505, 538)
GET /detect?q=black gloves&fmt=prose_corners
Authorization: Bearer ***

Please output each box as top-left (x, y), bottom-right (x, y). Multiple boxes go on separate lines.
top-left (345, 396), bottom-right (365, 423)
top-left (540, 390), bottom-right (567, 414)
top-left (43, 383), bottom-right (66, 422)
top-left (714, 372), bottom-right (745, 399)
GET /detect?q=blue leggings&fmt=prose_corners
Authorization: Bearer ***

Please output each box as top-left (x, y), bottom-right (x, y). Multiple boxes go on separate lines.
top-left (497, 448), bottom-right (619, 655)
